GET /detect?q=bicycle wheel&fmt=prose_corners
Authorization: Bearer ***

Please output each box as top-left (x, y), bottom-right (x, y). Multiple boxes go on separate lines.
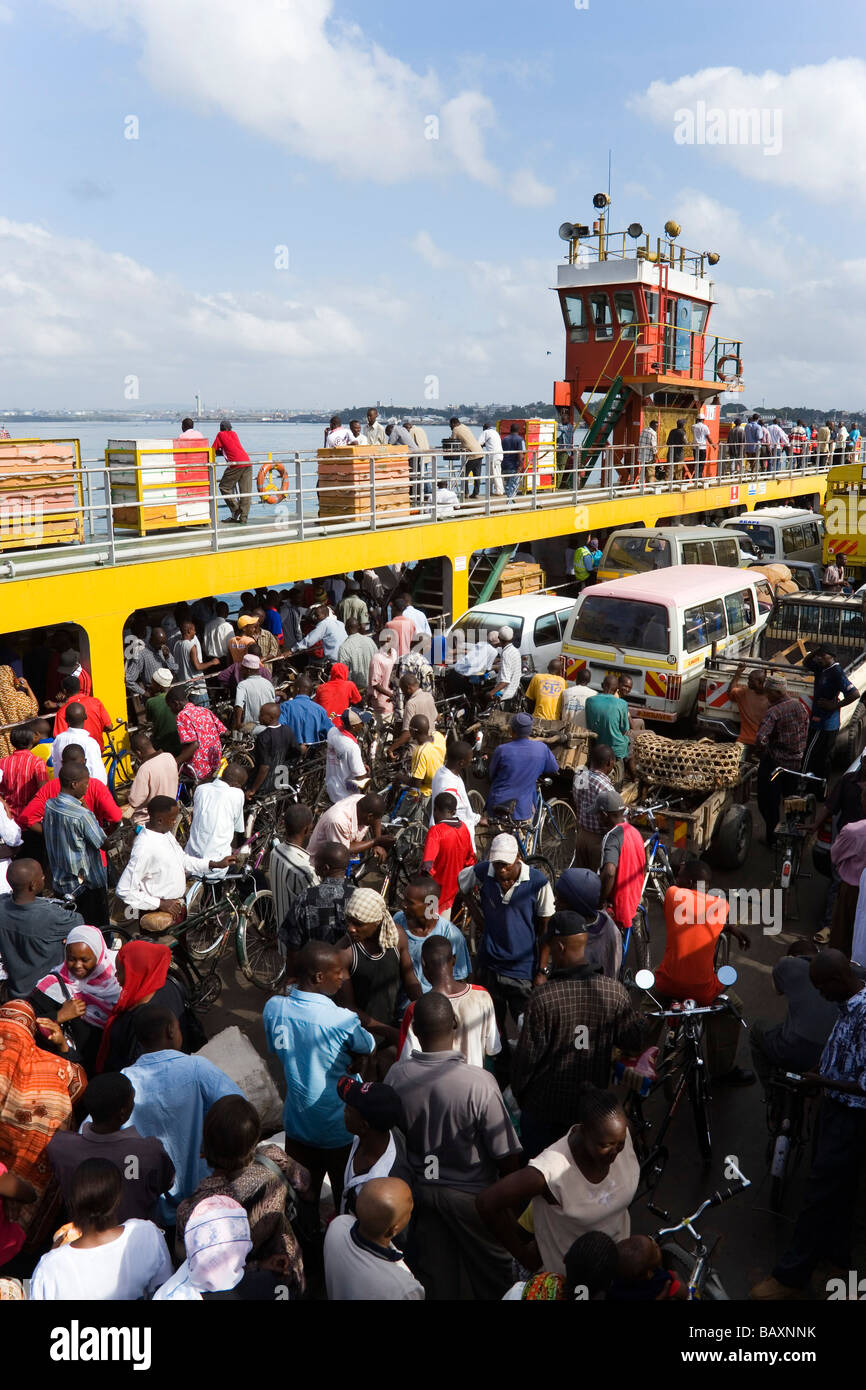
top-left (226, 746), bottom-right (255, 773)
top-left (687, 1061), bottom-right (713, 1164)
top-left (183, 894), bottom-right (238, 962)
top-left (106, 750), bottom-right (135, 796)
top-left (468, 789), bottom-right (486, 819)
top-left (621, 907), bottom-right (649, 981)
top-left (384, 820), bottom-right (428, 910)
top-left (525, 854), bottom-right (556, 889)
top-left (538, 798), bottom-right (577, 874)
top-left (713, 932), bottom-right (730, 972)
top-left (237, 889), bottom-right (286, 991)
top-left (648, 844), bottom-right (675, 904)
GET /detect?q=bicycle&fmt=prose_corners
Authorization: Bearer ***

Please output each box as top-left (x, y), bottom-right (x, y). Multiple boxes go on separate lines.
top-left (482, 775), bottom-right (576, 879)
top-left (649, 1168), bottom-right (751, 1299)
top-left (354, 784), bottom-right (430, 910)
top-left (136, 856), bottom-right (282, 1006)
top-left (770, 767), bottom-right (825, 919)
top-left (102, 721), bottom-right (135, 796)
top-left (623, 971), bottom-right (744, 1175)
top-left (765, 1068), bottom-right (814, 1212)
top-left (618, 800), bottom-right (676, 979)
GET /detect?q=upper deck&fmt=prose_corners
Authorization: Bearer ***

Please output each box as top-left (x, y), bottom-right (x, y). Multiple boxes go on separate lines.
top-left (0, 438), bottom-right (830, 718)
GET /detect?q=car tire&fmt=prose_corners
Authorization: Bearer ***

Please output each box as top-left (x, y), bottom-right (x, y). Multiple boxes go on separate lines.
top-left (708, 804), bottom-right (752, 870)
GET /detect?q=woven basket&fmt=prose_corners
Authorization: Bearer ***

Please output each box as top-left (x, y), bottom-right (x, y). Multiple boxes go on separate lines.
top-left (631, 731), bottom-right (744, 791)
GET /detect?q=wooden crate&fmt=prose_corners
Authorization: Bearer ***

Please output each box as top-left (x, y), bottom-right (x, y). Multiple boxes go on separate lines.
top-left (317, 445), bottom-right (411, 521)
top-left (495, 561), bottom-right (545, 597)
top-left (0, 440), bottom-right (83, 549)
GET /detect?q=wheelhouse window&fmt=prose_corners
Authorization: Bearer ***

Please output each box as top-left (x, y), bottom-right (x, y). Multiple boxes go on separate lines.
top-left (588, 293), bottom-right (613, 340)
top-left (562, 293), bottom-right (588, 343)
top-left (613, 290), bottom-right (639, 340)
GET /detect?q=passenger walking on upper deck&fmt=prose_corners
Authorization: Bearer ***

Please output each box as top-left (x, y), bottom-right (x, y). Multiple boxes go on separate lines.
top-left (691, 416), bottom-right (711, 480)
top-left (637, 417), bottom-right (658, 485)
top-left (479, 422), bottom-right (505, 497)
top-left (744, 415), bottom-right (762, 468)
top-left (664, 419), bottom-right (687, 481)
top-left (213, 419), bottom-right (252, 524)
top-left (500, 424), bottom-right (525, 500)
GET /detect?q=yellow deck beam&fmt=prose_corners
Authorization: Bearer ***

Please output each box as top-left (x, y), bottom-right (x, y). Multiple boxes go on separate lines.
top-left (7, 469), bottom-right (827, 723)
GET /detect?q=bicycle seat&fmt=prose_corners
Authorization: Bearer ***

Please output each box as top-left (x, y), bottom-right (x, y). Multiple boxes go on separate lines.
top-left (490, 799), bottom-right (518, 818)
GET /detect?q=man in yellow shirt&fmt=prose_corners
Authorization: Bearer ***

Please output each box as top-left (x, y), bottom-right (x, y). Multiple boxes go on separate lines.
top-left (408, 715), bottom-right (447, 795)
top-left (525, 661), bottom-right (567, 720)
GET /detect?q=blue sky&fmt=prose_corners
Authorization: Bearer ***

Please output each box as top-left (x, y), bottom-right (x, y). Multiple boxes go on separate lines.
top-left (2, 0), bottom-right (865, 410)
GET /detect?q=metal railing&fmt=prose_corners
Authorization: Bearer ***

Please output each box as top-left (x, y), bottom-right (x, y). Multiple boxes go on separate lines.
top-left (0, 442), bottom-right (833, 582)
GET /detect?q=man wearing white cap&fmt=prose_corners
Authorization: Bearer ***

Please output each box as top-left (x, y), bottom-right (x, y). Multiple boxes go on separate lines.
top-left (146, 668), bottom-right (182, 758)
top-left (232, 655), bottom-right (276, 731)
top-left (492, 627), bottom-right (522, 708)
top-left (453, 832), bottom-right (554, 1083)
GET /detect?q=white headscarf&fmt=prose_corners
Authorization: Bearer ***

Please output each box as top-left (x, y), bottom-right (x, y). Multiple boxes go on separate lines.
top-left (35, 925), bottom-right (120, 1027)
top-left (153, 1196), bottom-right (252, 1301)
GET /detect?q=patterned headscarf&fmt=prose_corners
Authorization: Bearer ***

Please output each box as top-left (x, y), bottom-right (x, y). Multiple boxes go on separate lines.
top-left (345, 887), bottom-right (399, 950)
top-left (36, 926), bottom-right (121, 1027)
top-left (154, 1196), bottom-right (252, 1301)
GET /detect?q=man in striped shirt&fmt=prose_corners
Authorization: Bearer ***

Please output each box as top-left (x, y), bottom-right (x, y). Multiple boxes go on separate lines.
top-left (572, 743), bottom-right (616, 870)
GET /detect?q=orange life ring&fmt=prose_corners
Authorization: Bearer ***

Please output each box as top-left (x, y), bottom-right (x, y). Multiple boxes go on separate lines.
top-left (715, 353), bottom-right (742, 383)
top-left (257, 461), bottom-right (289, 504)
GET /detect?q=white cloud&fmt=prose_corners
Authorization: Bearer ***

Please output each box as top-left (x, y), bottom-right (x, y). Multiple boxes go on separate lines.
top-left (53, 0), bottom-right (534, 195)
top-left (410, 231), bottom-right (453, 270)
top-left (630, 60), bottom-right (866, 197)
top-left (510, 169), bottom-right (556, 207)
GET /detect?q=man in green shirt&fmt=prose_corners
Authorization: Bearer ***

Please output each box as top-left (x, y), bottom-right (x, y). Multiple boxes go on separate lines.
top-left (145, 668), bottom-right (181, 757)
top-left (585, 674), bottom-right (631, 771)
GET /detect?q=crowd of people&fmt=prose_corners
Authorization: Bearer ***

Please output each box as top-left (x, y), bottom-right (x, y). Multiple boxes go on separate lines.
top-left (0, 564), bottom-right (863, 1305)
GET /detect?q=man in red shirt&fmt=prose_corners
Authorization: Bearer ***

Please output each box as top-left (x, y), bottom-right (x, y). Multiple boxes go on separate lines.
top-left (51, 674), bottom-right (113, 748)
top-left (598, 788), bottom-right (647, 932)
top-left (422, 791), bottom-right (476, 919)
top-left (213, 417), bottom-right (252, 524)
top-left (0, 727), bottom-right (50, 823)
top-left (19, 745), bottom-right (122, 834)
top-left (314, 663), bottom-right (362, 727)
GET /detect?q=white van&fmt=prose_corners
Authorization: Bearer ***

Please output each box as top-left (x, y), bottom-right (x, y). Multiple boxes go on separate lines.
top-left (597, 526), bottom-right (749, 582)
top-left (720, 508), bottom-right (823, 564)
top-left (560, 565), bottom-right (768, 723)
top-left (445, 593), bottom-right (574, 675)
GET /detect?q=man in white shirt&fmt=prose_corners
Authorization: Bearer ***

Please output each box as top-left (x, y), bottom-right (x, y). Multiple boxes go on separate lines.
top-left (324, 1178), bottom-right (424, 1301)
top-left (429, 742), bottom-right (479, 847)
top-left (292, 606), bottom-right (348, 662)
top-left (637, 417), bottom-right (659, 483)
top-left (365, 408), bottom-right (387, 447)
top-left (52, 710), bottom-right (107, 785)
top-left (116, 796), bottom-right (233, 918)
top-left (399, 598), bottom-right (432, 639)
top-left (325, 415), bottom-right (353, 447)
top-left (325, 712), bottom-right (368, 804)
top-left (493, 627), bottom-right (522, 705)
top-left (185, 766), bottom-right (247, 875)
top-left (435, 479), bottom-right (460, 517)
top-left (203, 602), bottom-right (235, 661)
top-left (767, 418), bottom-right (790, 474)
top-left (691, 417), bottom-right (711, 480)
top-left (479, 422), bottom-right (505, 496)
top-left (232, 655), bottom-right (276, 730)
top-left (348, 420), bottom-right (369, 445)
top-left (560, 669), bottom-right (594, 727)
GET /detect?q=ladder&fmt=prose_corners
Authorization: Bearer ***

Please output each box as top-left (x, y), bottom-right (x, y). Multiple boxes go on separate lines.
top-left (469, 545), bottom-right (519, 606)
top-left (579, 375), bottom-right (629, 472)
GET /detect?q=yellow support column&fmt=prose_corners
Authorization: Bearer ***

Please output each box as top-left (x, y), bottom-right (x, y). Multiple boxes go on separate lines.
top-left (449, 553), bottom-right (470, 621)
top-left (86, 609), bottom-right (128, 732)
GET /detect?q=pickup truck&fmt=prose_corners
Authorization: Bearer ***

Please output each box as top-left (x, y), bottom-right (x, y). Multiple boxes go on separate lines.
top-left (696, 593), bottom-right (866, 766)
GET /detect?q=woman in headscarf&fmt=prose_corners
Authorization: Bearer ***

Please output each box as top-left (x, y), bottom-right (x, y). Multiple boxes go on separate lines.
top-left (336, 889), bottom-right (421, 1071)
top-left (155, 1195), bottom-right (280, 1301)
top-left (0, 1000), bottom-right (86, 1248)
top-left (175, 1094), bottom-right (310, 1297)
top-left (33, 925), bottom-right (121, 1071)
top-left (95, 940), bottom-right (187, 1074)
top-left (555, 869), bottom-right (623, 980)
top-left (0, 665), bottom-right (38, 758)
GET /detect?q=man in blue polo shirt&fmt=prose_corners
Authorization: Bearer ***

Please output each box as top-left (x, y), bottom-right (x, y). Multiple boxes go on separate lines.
top-left (279, 672), bottom-right (333, 744)
top-left (264, 939), bottom-right (376, 1209)
top-left (804, 646), bottom-right (858, 775)
top-left (485, 712), bottom-right (559, 822)
top-left (453, 833), bottom-right (554, 1084)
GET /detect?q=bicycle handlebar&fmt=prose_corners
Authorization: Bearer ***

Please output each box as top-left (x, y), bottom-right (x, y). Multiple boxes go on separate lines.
top-left (655, 1176), bottom-right (750, 1239)
top-left (644, 996), bottom-right (733, 1019)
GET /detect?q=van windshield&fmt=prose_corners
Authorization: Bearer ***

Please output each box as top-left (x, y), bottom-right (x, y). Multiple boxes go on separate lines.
top-left (605, 536), bottom-right (672, 574)
top-left (452, 611), bottom-right (524, 643)
top-left (732, 520), bottom-right (775, 552)
top-left (571, 596), bottom-right (670, 654)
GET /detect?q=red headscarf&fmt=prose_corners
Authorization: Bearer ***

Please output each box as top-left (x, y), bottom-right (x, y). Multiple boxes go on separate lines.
top-left (314, 664), bottom-right (361, 729)
top-left (95, 941), bottom-right (171, 1073)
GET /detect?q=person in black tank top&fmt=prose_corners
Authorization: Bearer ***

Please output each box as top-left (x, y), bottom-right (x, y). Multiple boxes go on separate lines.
top-left (336, 888), bottom-right (422, 1075)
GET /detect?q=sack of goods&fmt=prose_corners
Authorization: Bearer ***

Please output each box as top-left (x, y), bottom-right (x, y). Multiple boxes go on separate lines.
top-left (631, 731), bottom-right (745, 791)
